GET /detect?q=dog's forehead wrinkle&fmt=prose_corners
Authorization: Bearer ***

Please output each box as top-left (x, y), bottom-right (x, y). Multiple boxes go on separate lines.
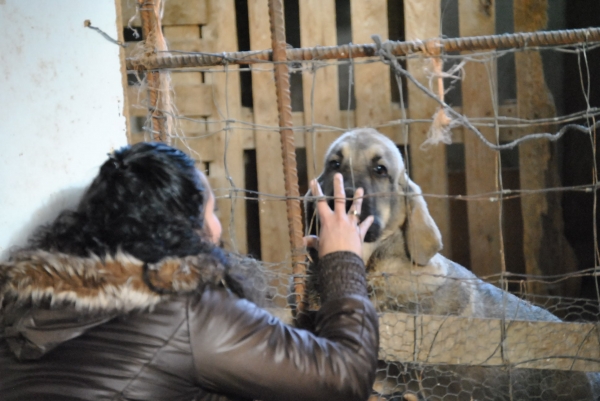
top-left (363, 142), bottom-right (403, 170)
top-left (330, 144), bottom-right (359, 167)
top-left (325, 148), bottom-right (343, 163)
top-left (330, 129), bottom-right (405, 163)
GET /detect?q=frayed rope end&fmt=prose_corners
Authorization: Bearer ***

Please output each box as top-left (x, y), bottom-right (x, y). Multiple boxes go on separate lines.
top-left (420, 108), bottom-right (456, 150)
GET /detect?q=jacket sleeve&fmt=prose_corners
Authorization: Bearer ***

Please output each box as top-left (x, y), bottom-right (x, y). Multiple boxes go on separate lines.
top-left (187, 251), bottom-right (379, 401)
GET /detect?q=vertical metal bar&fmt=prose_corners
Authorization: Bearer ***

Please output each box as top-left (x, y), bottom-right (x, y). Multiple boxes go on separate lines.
top-left (138, 0), bottom-right (166, 142)
top-left (268, 0), bottom-right (307, 315)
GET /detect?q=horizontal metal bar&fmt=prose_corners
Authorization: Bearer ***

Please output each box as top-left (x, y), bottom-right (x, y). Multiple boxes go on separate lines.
top-left (126, 27), bottom-right (600, 71)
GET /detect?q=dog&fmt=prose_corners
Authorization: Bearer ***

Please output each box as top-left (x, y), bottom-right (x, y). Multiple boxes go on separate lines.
top-left (298, 128), bottom-right (598, 401)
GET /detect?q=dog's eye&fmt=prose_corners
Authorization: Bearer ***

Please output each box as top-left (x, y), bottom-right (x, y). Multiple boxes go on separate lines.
top-left (374, 164), bottom-right (388, 176)
top-left (328, 160), bottom-right (341, 170)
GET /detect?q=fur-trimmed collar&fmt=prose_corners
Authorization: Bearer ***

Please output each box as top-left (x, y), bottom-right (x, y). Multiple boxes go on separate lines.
top-left (0, 250), bottom-right (228, 315)
top-left (0, 249), bottom-right (268, 360)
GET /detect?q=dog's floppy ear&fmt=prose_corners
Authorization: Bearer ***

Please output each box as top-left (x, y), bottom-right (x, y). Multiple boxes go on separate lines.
top-left (402, 177), bottom-right (443, 265)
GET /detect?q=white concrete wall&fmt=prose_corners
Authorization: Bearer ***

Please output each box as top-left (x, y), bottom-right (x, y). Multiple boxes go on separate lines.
top-left (0, 1), bottom-right (128, 259)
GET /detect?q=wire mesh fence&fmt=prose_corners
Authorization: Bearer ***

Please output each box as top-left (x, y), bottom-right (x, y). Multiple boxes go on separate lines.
top-left (118, 0), bottom-right (600, 399)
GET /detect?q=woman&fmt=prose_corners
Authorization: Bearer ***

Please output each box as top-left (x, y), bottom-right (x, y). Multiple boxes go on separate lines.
top-left (0, 142), bottom-right (378, 401)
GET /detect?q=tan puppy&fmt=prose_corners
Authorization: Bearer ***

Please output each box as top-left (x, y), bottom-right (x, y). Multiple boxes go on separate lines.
top-left (301, 128), bottom-right (598, 401)
top-left (306, 128), bottom-right (558, 320)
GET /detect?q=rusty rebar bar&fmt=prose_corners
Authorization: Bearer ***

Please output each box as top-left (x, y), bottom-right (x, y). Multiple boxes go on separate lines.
top-left (127, 27), bottom-right (600, 71)
top-left (138, 0), bottom-right (167, 141)
top-left (268, 0), bottom-right (307, 316)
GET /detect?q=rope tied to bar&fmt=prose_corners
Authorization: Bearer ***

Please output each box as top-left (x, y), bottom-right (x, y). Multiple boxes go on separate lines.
top-left (420, 38), bottom-right (459, 148)
top-left (373, 34), bottom-right (460, 148)
top-left (372, 33), bottom-right (598, 151)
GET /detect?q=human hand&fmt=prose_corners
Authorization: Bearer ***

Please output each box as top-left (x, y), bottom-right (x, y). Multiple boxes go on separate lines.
top-left (304, 173), bottom-right (374, 258)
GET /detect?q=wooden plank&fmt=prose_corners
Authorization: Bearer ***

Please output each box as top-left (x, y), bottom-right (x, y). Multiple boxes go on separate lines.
top-left (267, 307), bottom-right (600, 372)
top-left (174, 115), bottom-right (216, 163)
top-left (170, 72), bottom-right (203, 86)
top-left (162, 0), bottom-right (208, 26)
top-left (513, 0), bottom-right (579, 297)
top-left (177, 115), bottom-right (209, 136)
top-left (202, 0), bottom-right (247, 254)
top-left (379, 312), bottom-right (600, 371)
top-left (404, 0), bottom-right (451, 258)
top-left (495, 100), bottom-right (518, 141)
top-left (121, 0), bottom-right (207, 35)
top-left (129, 132), bottom-right (145, 145)
top-left (163, 25), bottom-right (201, 40)
top-left (241, 106), bottom-right (256, 150)
top-left (458, 0), bottom-right (501, 278)
top-left (171, 135), bottom-right (215, 163)
top-left (127, 88), bottom-right (215, 161)
top-left (299, 0), bottom-right (342, 180)
top-left (350, 0), bottom-right (393, 138)
top-left (248, 0), bottom-right (291, 289)
top-left (292, 111), bottom-right (305, 148)
top-left (141, 103), bottom-right (519, 151)
top-left (138, 102), bottom-right (520, 153)
top-left (173, 84), bottom-right (212, 116)
top-left (166, 38), bottom-right (206, 53)
top-left (163, 25), bottom-right (207, 52)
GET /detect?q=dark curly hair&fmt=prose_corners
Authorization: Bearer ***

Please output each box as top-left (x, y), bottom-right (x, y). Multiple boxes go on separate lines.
top-left (28, 142), bottom-right (217, 263)
top-left (21, 142), bottom-right (269, 301)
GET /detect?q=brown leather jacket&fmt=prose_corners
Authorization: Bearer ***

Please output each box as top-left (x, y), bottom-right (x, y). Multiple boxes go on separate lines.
top-left (0, 250), bottom-right (379, 401)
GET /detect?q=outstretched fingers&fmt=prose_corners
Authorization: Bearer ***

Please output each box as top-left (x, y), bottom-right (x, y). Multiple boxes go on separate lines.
top-left (351, 187), bottom-right (375, 241)
top-left (308, 173), bottom-right (374, 257)
top-left (332, 173), bottom-right (347, 217)
top-left (348, 187), bottom-right (364, 223)
top-left (311, 178), bottom-right (332, 219)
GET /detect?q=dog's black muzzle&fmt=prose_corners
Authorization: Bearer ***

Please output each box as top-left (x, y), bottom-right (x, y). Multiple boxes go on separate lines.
top-left (328, 184), bottom-right (383, 243)
top-left (305, 176), bottom-right (383, 243)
